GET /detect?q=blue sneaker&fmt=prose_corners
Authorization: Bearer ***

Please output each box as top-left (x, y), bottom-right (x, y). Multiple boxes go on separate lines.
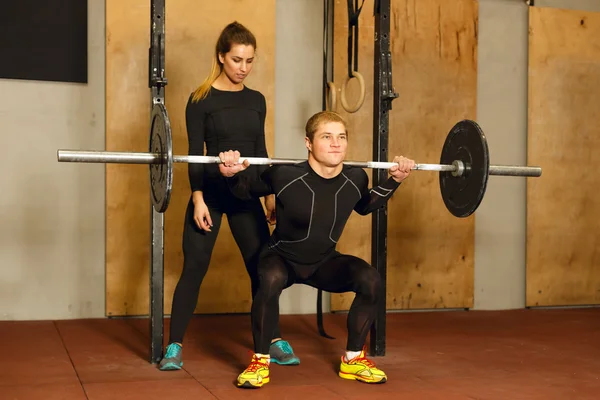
top-left (269, 340), bottom-right (300, 366)
top-left (159, 343), bottom-right (183, 371)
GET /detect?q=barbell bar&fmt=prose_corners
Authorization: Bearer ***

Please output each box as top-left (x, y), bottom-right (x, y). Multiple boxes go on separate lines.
top-left (57, 151), bottom-right (541, 177)
top-left (56, 104), bottom-right (542, 217)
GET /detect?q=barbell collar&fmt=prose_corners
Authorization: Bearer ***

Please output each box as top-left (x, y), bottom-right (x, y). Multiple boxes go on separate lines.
top-left (451, 160), bottom-right (466, 177)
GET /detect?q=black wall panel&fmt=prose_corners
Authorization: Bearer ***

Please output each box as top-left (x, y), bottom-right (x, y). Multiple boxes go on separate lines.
top-left (0, 0), bottom-right (88, 83)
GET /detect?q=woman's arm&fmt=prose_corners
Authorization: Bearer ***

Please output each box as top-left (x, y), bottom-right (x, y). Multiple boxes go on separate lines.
top-left (186, 96), bottom-right (207, 193)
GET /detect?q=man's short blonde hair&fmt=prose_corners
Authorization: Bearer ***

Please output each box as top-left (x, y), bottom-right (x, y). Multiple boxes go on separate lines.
top-left (305, 111), bottom-right (348, 142)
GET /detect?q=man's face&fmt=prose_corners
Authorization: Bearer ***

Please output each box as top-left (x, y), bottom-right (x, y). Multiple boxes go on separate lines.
top-left (305, 121), bottom-right (348, 167)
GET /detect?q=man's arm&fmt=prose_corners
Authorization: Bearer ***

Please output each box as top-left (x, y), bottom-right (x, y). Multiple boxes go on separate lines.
top-left (219, 150), bottom-right (275, 200)
top-left (353, 156), bottom-right (415, 215)
top-left (227, 170), bottom-right (275, 200)
top-left (255, 94), bottom-right (276, 223)
top-left (353, 174), bottom-right (401, 215)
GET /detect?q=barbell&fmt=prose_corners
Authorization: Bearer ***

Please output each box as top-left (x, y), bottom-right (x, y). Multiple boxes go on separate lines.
top-left (57, 103), bottom-right (542, 217)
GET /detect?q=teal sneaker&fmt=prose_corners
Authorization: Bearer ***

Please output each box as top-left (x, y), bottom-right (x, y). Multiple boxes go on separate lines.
top-left (159, 343), bottom-right (183, 371)
top-left (269, 340), bottom-right (300, 366)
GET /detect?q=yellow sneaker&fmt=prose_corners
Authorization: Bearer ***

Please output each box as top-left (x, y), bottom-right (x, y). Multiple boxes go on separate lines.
top-left (338, 348), bottom-right (387, 384)
top-left (237, 354), bottom-right (270, 389)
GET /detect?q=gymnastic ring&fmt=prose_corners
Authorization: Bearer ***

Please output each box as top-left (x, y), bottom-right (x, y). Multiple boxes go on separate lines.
top-left (340, 70), bottom-right (366, 113)
top-left (326, 81), bottom-right (337, 111)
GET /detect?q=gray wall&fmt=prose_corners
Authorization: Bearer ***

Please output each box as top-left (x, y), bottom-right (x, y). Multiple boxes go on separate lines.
top-left (2, 0), bottom-right (599, 320)
top-left (474, 0), bottom-right (530, 310)
top-left (0, 0), bottom-right (106, 320)
top-left (274, 0), bottom-right (327, 314)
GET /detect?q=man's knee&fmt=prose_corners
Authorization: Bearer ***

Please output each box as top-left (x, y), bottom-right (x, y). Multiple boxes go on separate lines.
top-left (356, 266), bottom-right (382, 301)
top-left (258, 262), bottom-right (288, 296)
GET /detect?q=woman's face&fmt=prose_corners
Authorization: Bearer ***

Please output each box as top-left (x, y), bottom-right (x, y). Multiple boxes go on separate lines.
top-left (218, 43), bottom-right (255, 85)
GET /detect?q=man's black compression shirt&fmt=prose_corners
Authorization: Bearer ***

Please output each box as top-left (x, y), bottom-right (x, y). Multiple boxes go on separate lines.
top-left (230, 161), bottom-right (401, 265)
top-left (185, 86), bottom-right (268, 192)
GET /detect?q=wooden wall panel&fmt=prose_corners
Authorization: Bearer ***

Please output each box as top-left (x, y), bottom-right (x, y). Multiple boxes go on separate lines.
top-left (331, 0), bottom-right (477, 311)
top-left (527, 7), bottom-right (600, 306)
top-left (106, 1), bottom-right (276, 316)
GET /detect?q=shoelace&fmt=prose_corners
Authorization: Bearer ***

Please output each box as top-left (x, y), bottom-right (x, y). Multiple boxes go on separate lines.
top-left (246, 356), bottom-right (268, 372)
top-left (275, 340), bottom-right (293, 354)
top-left (165, 344), bottom-right (181, 359)
top-left (350, 356), bottom-right (376, 368)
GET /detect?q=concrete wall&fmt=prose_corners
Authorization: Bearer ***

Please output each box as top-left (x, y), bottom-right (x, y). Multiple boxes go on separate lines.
top-left (474, 0), bottom-right (530, 310)
top-left (0, 0), bottom-right (106, 320)
top-left (2, 0), bottom-right (600, 320)
top-left (274, 0), bottom-right (327, 314)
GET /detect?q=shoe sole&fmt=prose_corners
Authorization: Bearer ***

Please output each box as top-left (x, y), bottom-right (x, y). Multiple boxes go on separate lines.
top-left (237, 377), bottom-right (270, 389)
top-left (270, 359), bottom-right (300, 366)
top-left (338, 371), bottom-right (387, 384)
top-left (159, 362), bottom-right (183, 371)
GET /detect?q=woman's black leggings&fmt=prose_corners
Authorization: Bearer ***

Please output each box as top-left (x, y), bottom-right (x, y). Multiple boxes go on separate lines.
top-left (168, 193), bottom-right (277, 344)
top-left (252, 250), bottom-right (382, 354)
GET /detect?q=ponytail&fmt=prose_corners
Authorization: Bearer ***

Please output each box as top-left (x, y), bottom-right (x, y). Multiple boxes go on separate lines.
top-left (191, 56), bottom-right (221, 102)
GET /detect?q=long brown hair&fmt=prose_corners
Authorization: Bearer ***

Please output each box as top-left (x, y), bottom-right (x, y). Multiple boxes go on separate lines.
top-left (191, 21), bottom-right (257, 102)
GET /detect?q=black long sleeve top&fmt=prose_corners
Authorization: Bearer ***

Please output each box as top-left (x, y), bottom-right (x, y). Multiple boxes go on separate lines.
top-left (185, 86), bottom-right (268, 193)
top-left (229, 161), bottom-right (401, 264)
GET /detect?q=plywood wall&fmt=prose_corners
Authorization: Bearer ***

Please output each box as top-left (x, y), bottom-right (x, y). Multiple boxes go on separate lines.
top-left (106, 1), bottom-right (276, 316)
top-left (331, 0), bottom-right (478, 311)
top-left (527, 7), bottom-right (600, 306)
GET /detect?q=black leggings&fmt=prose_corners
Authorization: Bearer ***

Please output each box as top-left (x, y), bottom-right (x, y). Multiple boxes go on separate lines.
top-left (169, 192), bottom-right (279, 344)
top-left (252, 250), bottom-right (382, 354)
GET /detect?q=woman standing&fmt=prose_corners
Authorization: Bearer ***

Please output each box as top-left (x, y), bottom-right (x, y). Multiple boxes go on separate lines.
top-left (159, 21), bottom-right (299, 371)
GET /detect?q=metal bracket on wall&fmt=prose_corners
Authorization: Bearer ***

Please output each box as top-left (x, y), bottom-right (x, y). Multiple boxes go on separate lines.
top-left (149, 0), bottom-right (168, 102)
top-left (381, 51), bottom-right (399, 109)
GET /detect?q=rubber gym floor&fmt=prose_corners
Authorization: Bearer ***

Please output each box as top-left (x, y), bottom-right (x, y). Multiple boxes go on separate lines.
top-left (1, 308), bottom-right (599, 399)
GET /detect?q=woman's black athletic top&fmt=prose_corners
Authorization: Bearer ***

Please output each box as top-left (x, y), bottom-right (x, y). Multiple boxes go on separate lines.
top-left (185, 86), bottom-right (268, 193)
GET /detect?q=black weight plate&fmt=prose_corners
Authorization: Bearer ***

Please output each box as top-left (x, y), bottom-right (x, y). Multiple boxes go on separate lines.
top-left (439, 120), bottom-right (489, 218)
top-left (149, 103), bottom-right (173, 213)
